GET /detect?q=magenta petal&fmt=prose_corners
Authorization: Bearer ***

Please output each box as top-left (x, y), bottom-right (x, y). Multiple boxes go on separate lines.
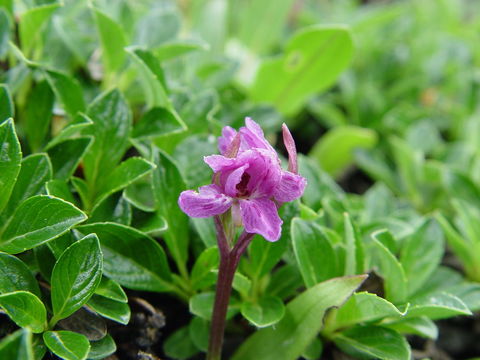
top-left (239, 118), bottom-right (275, 152)
top-left (274, 171), bottom-right (307, 203)
top-left (204, 155), bottom-right (237, 172)
top-left (239, 198), bottom-right (282, 241)
top-left (178, 184), bottom-right (232, 218)
top-left (225, 164), bottom-right (249, 197)
top-left (218, 126), bottom-right (237, 155)
top-left (282, 123), bottom-right (298, 174)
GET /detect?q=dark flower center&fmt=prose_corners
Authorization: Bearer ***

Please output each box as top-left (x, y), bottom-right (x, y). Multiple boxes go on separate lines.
top-left (236, 173), bottom-right (251, 197)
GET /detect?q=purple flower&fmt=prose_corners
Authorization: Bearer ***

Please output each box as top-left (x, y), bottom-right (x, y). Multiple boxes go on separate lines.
top-left (178, 118), bottom-right (306, 241)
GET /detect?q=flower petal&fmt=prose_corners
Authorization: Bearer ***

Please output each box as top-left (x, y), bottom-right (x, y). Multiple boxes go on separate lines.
top-left (239, 117), bottom-right (275, 152)
top-left (203, 155), bottom-right (237, 172)
top-left (218, 126), bottom-right (237, 155)
top-left (274, 171), bottom-right (307, 203)
top-left (242, 149), bottom-right (282, 198)
top-left (239, 198), bottom-right (282, 241)
top-left (178, 184), bottom-right (232, 218)
top-left (282, 123), bottom-right (298, 174)
top-left (224, 164), bottom-right (249, 197)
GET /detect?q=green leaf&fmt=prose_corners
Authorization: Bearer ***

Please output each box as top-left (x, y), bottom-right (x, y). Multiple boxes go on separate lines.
top-left (154, 40), bottom-right (208, 61)
top-left (0, 329), bottom-right (34, 360)
top-left (46, 113), bottom-right (92, 150)
top-left (2, 153), bottom-right (52, 219)
top-left (126, 47), bottom-right (170, 108)
top-left (87, 335), bottom-right (116, 360)
top-left (43, 331), bottom-right (90, 360)
top-left (334, 326), bottom-right (411, 360)
top-left (249, 233), bottom-right (288, 280)
top-left (385, 317), bottom-right (438, 339)
top-left (47, 137), bottom-right (92, 180)
top-left (330, 292), bottom-right (404, 331)
top-left (266, 264), bottom-right (303, 299)
top-left (0, 10), bottom-right (11, 60)
top-left (189, 292), bottom-right (239, 321)
top-left (291, 219), bottom-right (338, 287)
top-left (89, 193), bottom-right (131, 225)
top-left (235, 0), bottom-right (295, 54)
top-left (87, 295), bottom-right (130, 325)
top-left (400, 219), bottom-right (444, 296)
top-left (46, 179), bottom-right (77, 205)
top-left (241, 296), bottom-right (285, 328)
top-left (34, 243), bottom-right (56, 282)
top-left (76, 222), bottom-right (173, 292)
top-left (0, 85), bottom-right (13, 122)
top-left (0, 195), bottom-right (87, 254)
top-left (0, 118), bottom-right (22, 214)
top-left (407, 292), bottom-right (471, 320)
top-left (0, 252), bottom-right (40, 296)
top-left (188, 316), bottom-right (209, 352)
top-left (92, 8), bottom-right (127, 74)
top-left (152, 149), bottom-right (189, 276)
top-left (44, 69), bottom-right (86, 118)
top-left (19, 3), bottom-right (60, 55)
top-left (369, 231), bottom-right (408, 303)
top-left (123, 175), bottom-right (155, 212)
top-left (0, 291), bottom-right (46, 333)
top-left (83, 89), bottom-right (131, 192)
top-left (24, 80), bottom-right (54, 152)
top-left (250, 25), bottom-right (354, 114)
top-left (132, 107), bottom-right (186, 139)
top-left (443, 169), bottom-right (480, 209)
top-left (310, 126), bottom-right (377, 177)
top-left (135, 212), bottom-right (167, 235)
top-left (51, 234), bottom-right (103, 323)
top-left (164, 326), bottom-right (198, 360)
top-left (233, 275), bottom-right (367, 360)
top-left (190, 247), bottom-right (219, 291)
top-left (95, 157), bottom-right (155, 206)
top-left (94, 277), bottom-right (127, 303)
top-left (55, 306), bottom-right (106, 341)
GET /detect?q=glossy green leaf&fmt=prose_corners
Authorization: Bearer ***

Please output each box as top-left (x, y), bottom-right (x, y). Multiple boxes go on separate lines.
top-left (334, 326), bottom-right (411, 360)
top-left (0, 329), bottom-right (33, 360)
top-left (310, 126), bottom-right (377, 177)
top-left (343, 213), bottom-right (365, 275)
top-left (2, 153), bottom-right (52, 219)
top-left (330, 292), bottom-right (404, 331)
top-left (46, 113), bottom-right (92, 150)
top-left (47, 137), bottom-right (92, 180)
top-left (0, 85), bottom-right (13, 123)
top-left (95, 157), bottom-right (155, 206)
top-left (126, 47), bottom-right (169, 108)
top-left (92, 8), bottom-right (127, 74)
top-left (241, 296), bottom-right (285, 328)
top-left (43, 331), bottom-right (90, 360)
top-left (44, 69), bottom-right (86, 118)
top-left (369, 231), bottom-right (408, 303)
top-left (132, 107), bottom-right (186, 139)
top-left (152, 149), bottom-right (189, 276)
top-left (51, 234), bottom-right (103, 323)
top-left (76, 222), bottom-right (173, 292)
top-left (164, 326), bottom-right (198, 360)
top-left (24, 80), bottom-right (54, 152)
top-left (94, 277), bottom-right (127, 303)
top-left (251, 25), bottom-right (354, 114)
top-left (386, 317), bottom-right (438, 339)
top-left (34, 243), bottom-right (56, 282)
top-left (190, 247), bottom-right (219, 291)
top-left (407, 292), bottom-right (471, 320)
top-left (0, 252), bottom-right (40, 296)
top-left (292, 218), bottom-right (338, 287)
top-left (46, 179), bottom-right (77, 205)
top-left (87, 294), bottom-right (130, 324)
top-left (83, 89), bottom-right (131, 191)
top-left (0, 119), bottom-right (22, 213)
top-left (87, 335), bottom-right (116, 360)
top-left (400, 219), bottom-right (444, 296)
top-left (123, 176), bottom-right (155, 212)
top-left (249, 233), bottom-right (288, 280)
top-left (0, 291), bottom-right (46, 333)
top-left (233, 275), bottom-right (366, 360)
top-left (0, 195), bottom-right (87, 254)
top-left (89, 193), bottom-right (131, 225)
top-left (19, 3), bottom-right (60, 54)
top-left (135, 212), bottom-right (167, 235)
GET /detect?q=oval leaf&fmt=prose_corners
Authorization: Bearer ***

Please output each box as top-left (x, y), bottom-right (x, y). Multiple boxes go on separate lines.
top-left (43, 331), bottom-right (90, 360)
top-left (241, 296), bottom-right (285, 328)
top-left (0, 118), bottom-right (22, 213)
top-left (0, 291), bottom-right (46, 333)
